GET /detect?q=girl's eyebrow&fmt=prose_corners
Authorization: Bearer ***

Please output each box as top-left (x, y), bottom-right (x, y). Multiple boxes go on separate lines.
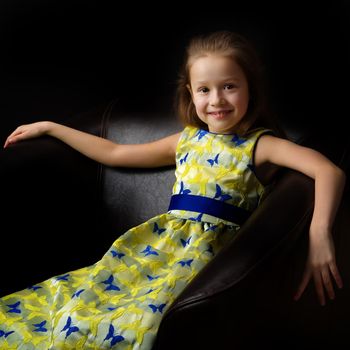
top-left (194, 77), bottom-right (241, 84)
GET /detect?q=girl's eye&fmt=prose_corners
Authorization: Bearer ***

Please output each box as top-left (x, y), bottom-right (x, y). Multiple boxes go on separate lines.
top-left (198, 87), bottom-right (209, 93)
top-left (224, 84), bottom-right (236, 90)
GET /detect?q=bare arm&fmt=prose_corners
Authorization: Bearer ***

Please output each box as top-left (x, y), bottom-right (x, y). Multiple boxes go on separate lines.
top-left (4, 121), bottom-right (181, 168)
top-left (255, 135), bottom-right (346, 305)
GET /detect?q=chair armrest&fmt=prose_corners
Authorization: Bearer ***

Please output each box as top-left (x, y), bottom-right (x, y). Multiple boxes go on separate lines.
top-left (154, 169), bottom-right (315, 349)
top-left (169, 169), bottom-right (314, 305)
top-left (0, 107), bottom-right (106, 296)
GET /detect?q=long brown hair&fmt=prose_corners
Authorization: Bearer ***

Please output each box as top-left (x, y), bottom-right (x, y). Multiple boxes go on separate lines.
top-left (175, 30), bottom-right (285, 137)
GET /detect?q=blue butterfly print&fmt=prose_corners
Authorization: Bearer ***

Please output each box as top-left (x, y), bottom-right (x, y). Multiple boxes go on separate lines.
top-left (147, 274), bottom-right (160, 281)
top-left (110, 249), bottom-right (125, 259)
top-left (104, 324), bottom-right (125, 346)
top-left (179, 181), bottom-right (191, 195)
top-left (214, 184), bottom-right (232, 201)
top-left (141, 245), bottom-right (159, 257)
top-left (6, 301), bottom-right (21, 314)
top-left (107, 306), bottom-right (117, 311)
top-left (177, 259), bottom-right (194, 267)
top-left (27, 285), bottom-right (42, 291)
top-left (153, 222), bottom-right (166, 235)
top-left (205, 225), bottom-right (217, 232)
top-left (180, 236), bottom-right (192, 247)
top-left (145, 288), bottom-right (155, 294)
top-left (179, 152), bottom-right (189, 164)
top-left (189, 213), bottom-right (203, 222)
top-left (61, 316), bottom-right (79, 339)
top-left (72, 289), bottom-right (85, 298)
top-left (0, 330), bottom-right (14, 338)
top-left (33, 320), bottom-right (47, 332)
top-left (207, 153), bottom-right (219, 167)
top-left (231, 133), bottom-right (246, 146)
top-left (148, 303), bottom-right (167, 313)
top-left (196, 129), bottom-right (208, 140)
top-left (101, 275), bottom-right (121, 291)
top-left (56, 274), bottom-right (69, 281)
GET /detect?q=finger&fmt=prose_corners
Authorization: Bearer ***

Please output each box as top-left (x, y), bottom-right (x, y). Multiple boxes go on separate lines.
top-left (6, 128), bottom-right (24, 141)
top-left (321, 268), bottom-right (335, 300)
top-left (4, 136), bottom-right (17, 147)
top-left (313, 270), bottom-right (326, 306)
top-left (3, 126), bottom-right (24, 148)
top-left (294, 268), bottom-right (311, 301)
top-left (4, 130), bottom-right (23, 147)
top-left (6, 132), bottom-right (26, 146)
top-left (3, 136), bottom-right (16, 148)
top-left (329, 261), bottom-right (343, 289)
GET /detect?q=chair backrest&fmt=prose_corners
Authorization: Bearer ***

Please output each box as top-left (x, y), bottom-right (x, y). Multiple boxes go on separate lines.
top-left (98, 100), bottom-right (182, 237)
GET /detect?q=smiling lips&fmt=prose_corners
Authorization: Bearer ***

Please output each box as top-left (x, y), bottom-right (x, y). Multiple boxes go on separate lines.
top-left (208, 110), bottom-right (232, 120)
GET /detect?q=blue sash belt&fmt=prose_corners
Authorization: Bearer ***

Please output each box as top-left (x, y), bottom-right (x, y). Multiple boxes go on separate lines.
top-left (168, 194), bottom-right (251, 225)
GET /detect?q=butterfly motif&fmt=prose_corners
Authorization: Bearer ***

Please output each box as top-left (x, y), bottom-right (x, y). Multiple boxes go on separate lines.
top-left (56, 274), bottom-right (69, 281)
top-left (153, 223), bottom-right (166, 235)
top-left (33, 320), bottom-right (47, 332)
top-left (145, 288), bottom-right (155, 294)
top-left (177, 259), bottom-right (194, 267)
top-left (205, 225), bottom-right (217, 232)
top-left (189, 213), bottom-right (203, 222)
top-left (101, 275), bottom-right (121, 291)
top-left (148, 303), bottom-right (167, 313)
top-left (179, 152), bottom-right (189, 164)
top-left (140, 245), bottom-right (159, 257)
top-left (110, 249), bottom-right (125, 259)
top-left (231, 133), bottom-right (246, 146)
top-left (196, 129), bottom-right (208, 141)
top-left (214, 184), bottom-right (232, 201)
top-left (61, 316), bottom-right (79, 339)
top-left (0, 330), bottom-right (14, 338)
top-left (179, 181), bottom-right (191, 195)
top-left (71, 289), bottom-right (85, 298)
top-left (104, 324), bottom-right (125, 346)
top-left (6, 301), bottom-right (21, 314)
top-left (147, 274), bottom-right (160, 281)
top-left (180, 236), bottom-right (192, 247)
top-left (27, 285), bottom-right (42, 291)
top-left (207, 153), bottom-right (219, 167)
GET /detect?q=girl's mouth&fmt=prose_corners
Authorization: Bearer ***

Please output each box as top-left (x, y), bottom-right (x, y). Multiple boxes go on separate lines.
top-left (208, 110), bottom-right (231, 120)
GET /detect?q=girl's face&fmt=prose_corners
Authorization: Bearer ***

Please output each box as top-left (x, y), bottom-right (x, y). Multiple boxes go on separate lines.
top-left (188, 54), bottom-right (249, 134)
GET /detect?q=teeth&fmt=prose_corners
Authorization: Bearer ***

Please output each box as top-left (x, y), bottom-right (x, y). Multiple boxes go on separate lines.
top-left (211, 112), bottom-right (227, 118)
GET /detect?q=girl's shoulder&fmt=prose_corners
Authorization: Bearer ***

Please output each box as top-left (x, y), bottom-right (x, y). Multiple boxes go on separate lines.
top-left (245, 126), bottom-right (274, 140)
top-left (181, 124), bottom-right (200, 134)
top-left (178, 125), bottom-right (201, 140)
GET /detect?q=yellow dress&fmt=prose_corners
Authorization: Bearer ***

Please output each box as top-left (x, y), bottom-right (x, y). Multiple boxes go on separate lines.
top-left (0, 125), bottom-right (271, 349)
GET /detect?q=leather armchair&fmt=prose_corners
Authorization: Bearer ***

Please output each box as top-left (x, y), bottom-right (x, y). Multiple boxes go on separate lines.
top-left (1, 97), bottom-right (349, 349)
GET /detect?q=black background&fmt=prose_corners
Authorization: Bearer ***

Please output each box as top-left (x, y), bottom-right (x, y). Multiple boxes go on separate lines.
top-left (0, 0), bottom-right (349, 143)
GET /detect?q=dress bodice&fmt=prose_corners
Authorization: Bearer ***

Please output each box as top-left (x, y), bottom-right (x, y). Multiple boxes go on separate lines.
top-left (169, 126), bottom-right (273, 225)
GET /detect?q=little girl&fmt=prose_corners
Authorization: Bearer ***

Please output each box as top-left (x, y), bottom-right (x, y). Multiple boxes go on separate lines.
top-left (2, 31), bottom-right (346, 349)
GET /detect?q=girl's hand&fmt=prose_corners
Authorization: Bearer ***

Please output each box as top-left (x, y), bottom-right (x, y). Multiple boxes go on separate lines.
top-left (293, 227), bottom-right (343, 306)
top-left (3, 121), bottom-right (51, 148)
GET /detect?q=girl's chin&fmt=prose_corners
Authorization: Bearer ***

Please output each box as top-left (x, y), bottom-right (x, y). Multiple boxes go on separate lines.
top-left (208, 122), bottom-right (236, 134)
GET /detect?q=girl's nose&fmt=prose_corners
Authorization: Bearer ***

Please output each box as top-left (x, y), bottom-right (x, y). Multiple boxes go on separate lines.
top-left (210, 91), bottom-right (225, 106)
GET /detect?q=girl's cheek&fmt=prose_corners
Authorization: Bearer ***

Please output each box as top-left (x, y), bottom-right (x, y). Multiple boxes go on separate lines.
top-left (196, 104), bottom-right (205, 115)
